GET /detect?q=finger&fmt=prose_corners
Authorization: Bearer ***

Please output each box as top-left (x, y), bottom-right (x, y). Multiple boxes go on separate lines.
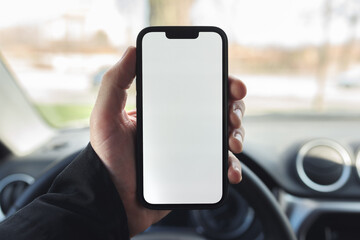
top-left (127, 109), bottom-right (137, 121)
top-left (228, 151), bottom-right (242, 184)
top-left (102, 47), bottom-right (136, 90)
top-left (228, 126), bottom-right (245, 153)
top-left (91, 47), bottom-right (136, 122)
top-left (127, 109), bottom-right (137, 117)
top-left (229, 75), bottom-right (247, 100)
top-left (229, 100), bottom-right (245, 129)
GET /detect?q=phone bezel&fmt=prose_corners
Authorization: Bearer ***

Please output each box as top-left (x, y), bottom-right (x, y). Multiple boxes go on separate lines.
top-left (136, 26), bottom-right (228, 209)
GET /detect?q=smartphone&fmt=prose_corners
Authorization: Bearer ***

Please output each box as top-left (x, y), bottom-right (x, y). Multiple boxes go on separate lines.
top-left (136, 26), bottom-right (228, 209)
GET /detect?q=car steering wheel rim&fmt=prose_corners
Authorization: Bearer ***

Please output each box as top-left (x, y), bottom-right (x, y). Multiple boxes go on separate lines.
top-left (236, 163), bottom-right (296, 240)
top-left (6, 150), bottom-right (296, 240)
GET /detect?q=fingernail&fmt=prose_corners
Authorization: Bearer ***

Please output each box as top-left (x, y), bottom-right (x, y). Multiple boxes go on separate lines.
top-left (232, 162), bottom-right (242, 182)
top-left (232, 104), bottom-right (241, 116)
top-left (120, 47), bottom-right (130, 61)
top-left (234, 132), bottom-right (242, 142)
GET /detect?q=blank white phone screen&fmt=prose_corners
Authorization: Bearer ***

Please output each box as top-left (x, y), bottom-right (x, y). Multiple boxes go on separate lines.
top-left (142, 32), bottom-right (223, 204)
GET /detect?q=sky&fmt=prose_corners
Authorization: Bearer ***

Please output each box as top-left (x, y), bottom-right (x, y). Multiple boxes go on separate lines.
top-left (0, 0), bottom-right (359, 47)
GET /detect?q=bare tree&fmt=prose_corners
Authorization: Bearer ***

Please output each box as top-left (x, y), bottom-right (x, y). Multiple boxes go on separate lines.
top-left (337, 0), bottom-right (360, 72)
top-left (148, 0), bottom-right (194, 26)
top-left (313, 0), bottom-right (332, 111)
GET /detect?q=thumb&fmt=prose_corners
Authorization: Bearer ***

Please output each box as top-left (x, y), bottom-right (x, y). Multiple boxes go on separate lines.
top-left (102, 46), bottom-right (136, 90)
top-left (91, 47), bottom-right (136, 123)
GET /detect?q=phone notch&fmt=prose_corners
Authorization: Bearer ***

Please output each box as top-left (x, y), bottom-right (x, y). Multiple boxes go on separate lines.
top-left (165, 29), bottom-right (199, 39)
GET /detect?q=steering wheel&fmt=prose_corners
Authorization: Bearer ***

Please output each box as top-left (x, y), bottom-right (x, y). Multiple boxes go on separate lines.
top-left (236, 164), bottom-right (296, 240)
top-left (6, 150), bottom-right (296, 240)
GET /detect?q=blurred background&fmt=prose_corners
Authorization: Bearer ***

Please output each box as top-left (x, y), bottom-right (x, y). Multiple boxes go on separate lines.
top-left (1, 0), bottom-right (360, 128)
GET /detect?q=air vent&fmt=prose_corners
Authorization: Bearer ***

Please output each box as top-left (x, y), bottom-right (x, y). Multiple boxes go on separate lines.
top-left (296, 139), bottom-right (351, 192)
top-left (356, 150), bottom-right (360, 180)
top-left (0, 174), bottom-right (34, 221)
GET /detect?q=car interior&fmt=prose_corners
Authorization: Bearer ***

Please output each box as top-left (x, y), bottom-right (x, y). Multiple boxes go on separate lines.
top-left (1, 0), bottom-right (360, 240)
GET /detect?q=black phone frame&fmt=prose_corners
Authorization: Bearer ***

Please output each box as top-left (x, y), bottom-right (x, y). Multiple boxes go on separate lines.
top-left (136, 26), bottom-right (228, 209)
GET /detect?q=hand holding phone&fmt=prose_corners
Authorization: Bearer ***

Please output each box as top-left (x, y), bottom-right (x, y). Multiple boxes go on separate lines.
top-left (90, 39), bottom-right (246, 236)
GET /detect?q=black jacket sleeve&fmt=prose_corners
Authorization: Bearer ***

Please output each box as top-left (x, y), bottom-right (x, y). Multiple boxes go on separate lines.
top-left (0, 143), bottom-right (130, 240)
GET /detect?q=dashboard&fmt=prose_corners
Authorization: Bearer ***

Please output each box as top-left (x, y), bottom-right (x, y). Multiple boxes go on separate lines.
top-left (0, 115), bottom-right (360, 240)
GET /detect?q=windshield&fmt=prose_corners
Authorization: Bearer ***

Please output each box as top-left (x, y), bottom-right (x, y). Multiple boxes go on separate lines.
top-left (1, 0), bottom-right (360, 128)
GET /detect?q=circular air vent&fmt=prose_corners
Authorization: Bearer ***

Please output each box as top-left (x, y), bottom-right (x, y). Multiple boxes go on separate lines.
top-left (356, 150), bottom-right (360, 179)
top-left (0, 174), bottom-right (34, 221)
top-left (296, 139), bottom-right (351, 192)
